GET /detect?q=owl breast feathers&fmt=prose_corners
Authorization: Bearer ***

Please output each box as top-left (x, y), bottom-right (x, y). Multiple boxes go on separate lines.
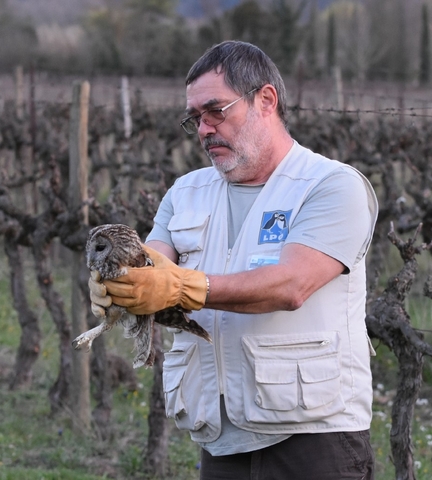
top-left (72, 224), bottom-right (211, 368)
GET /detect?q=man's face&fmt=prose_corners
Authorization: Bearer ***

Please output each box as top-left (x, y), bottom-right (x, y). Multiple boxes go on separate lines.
top-left (185, 71), bottom-right (271, 184)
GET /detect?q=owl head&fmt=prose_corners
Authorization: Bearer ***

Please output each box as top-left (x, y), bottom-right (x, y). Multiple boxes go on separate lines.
top-left (86, 224), bottom-right (148, 279)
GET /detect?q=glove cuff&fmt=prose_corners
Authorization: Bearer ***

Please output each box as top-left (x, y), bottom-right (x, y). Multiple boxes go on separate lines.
top-left (180, 269), bottom-right (208, 311)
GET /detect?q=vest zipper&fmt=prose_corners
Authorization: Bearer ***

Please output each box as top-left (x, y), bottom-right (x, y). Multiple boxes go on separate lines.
top-left (216, 248), bottom-right (233, 394)
top-left (225, 248), bottom-right (232, 266)
top-left (215, 311), bottom-right (224, 394)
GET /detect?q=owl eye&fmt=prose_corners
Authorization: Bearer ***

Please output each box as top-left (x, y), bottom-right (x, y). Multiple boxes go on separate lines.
top-left (95, 244), bottom-right (106, 252)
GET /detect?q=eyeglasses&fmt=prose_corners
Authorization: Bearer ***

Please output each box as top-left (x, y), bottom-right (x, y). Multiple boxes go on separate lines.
top-left (180, 88), bottom-right (260, 135)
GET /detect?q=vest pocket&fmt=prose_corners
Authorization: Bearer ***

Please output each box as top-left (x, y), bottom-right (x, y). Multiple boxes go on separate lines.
top-left (254, 361), bottom-right (298, 410)
top-left (163, 342), bottom-right (206, 431)
top-left (298, 355), bottom-right (341, 409)
top-left (241, 332), bottom-right (345, 423)
top-left (168, 212), bottom-right (210, 270)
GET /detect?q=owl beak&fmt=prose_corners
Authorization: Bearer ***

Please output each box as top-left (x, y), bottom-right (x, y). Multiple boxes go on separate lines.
top-left (87, 256), bottom-right (97, 270)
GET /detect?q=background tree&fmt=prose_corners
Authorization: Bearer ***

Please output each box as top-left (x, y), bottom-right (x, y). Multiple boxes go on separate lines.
top-left (326, 10), bottom-right (336, 76)
top-left (114, 1), bottom-right (195, 76)
top-left (393, 0), bottom-right (409, 84)
top-left (0, 0), bottom-right (37, 71)
top-left (304, 1), bottom-right (320, 78)
top-left (337, 3), bottom-right (368, 82)
top-left (165, 21), bottom-right (197, 77)
top-left (197, 18), bottom-right (224, 55)
top-left (83, 8), bottom-right (124, 72)
top-left (419, 3), bottom-right (431, 85)
top-left (229, 0), bottom-right (263, 46)
top-left (128, 0), bottom-right (176, 16)
top-left (224, 0), bottom-right (279, 59)
top-left (365, 0), bottom-right (394, 80)
top-left (269, 0), bottom-right (304, 74)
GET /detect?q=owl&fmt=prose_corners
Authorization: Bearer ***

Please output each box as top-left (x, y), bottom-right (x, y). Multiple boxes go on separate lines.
top-left (72, 224), bottom-right (211, 368)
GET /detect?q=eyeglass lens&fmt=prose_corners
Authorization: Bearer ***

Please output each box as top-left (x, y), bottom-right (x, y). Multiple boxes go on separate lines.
top-left (184, 110), bottom-right (225, 134)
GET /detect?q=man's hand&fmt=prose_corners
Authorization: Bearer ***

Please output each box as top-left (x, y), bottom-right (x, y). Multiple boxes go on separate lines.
top-left (88, 270), bottom-right (112, 318)
top-left (103, 245), bottom-right (208, 315)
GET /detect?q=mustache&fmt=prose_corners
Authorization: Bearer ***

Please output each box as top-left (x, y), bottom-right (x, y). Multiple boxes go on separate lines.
top-left (203, 138), bottom-right (232, 151)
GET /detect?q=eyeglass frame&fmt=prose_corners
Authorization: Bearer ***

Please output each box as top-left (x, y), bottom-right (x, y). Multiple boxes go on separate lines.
top-left (180, 87), bottom-right (261, 135)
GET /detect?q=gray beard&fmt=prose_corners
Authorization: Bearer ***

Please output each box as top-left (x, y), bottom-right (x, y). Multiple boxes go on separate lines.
top-left (208, 152), bottom-right (249, 182)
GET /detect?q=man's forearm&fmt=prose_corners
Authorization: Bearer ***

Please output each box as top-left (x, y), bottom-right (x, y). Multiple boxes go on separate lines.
top-left (204, 266), bottom-right (302, 314)
top-left (204, 244), bottom-right (345, 314)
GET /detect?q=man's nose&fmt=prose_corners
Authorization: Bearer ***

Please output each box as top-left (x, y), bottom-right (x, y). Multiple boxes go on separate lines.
top-left (198, 118), bottom-right (217, 137)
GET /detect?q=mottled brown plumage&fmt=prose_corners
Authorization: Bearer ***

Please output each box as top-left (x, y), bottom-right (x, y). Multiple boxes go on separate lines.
top-left (72, 224), bottom-right (211, 368)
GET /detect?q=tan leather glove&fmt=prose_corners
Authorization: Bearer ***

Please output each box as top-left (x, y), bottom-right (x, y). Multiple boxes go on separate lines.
top-left (103, 245), bottom-right (208, 315)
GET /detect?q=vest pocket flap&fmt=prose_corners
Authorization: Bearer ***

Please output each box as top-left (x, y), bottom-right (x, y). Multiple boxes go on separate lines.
top-left (163, 343), bottom-right (196, 393)
top-left (168, 212), bottom-right (209, 252)
top-left (298, 355), bottom-right (340, 384)
top-left (297, 355), bottom-right (341, 410)
top-left (163, 368), bottom-right (186, 393)
top-left (254, 361), bottom-right (298, 411)
top-left (162, 342), bottom-right (207, 430)
top-left (168, 212), bottom-right (210, 231)
top-left (255, 361), bottom-right (297, 384)
top-left (164, 342), bottom-right (197, 367)
top-left (168, 212), bottom-right (209, 232)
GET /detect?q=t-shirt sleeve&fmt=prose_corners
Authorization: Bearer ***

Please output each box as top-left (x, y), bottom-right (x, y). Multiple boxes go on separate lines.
top-left (145, 187), bottom-right (175, 249)
top-left (285, 168), bottom-right (374, 272)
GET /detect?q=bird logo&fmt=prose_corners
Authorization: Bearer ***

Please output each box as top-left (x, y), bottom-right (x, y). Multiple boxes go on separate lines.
top-left (258, 210), bottom-right (292, 244)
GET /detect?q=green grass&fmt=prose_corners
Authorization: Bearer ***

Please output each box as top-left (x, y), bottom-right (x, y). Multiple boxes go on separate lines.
top-left (0, 247), bottom-right (200, 479)
top-left (0, 468), bottom-right (104, 480)
top-left (0, 379), bottom-right (200, 479)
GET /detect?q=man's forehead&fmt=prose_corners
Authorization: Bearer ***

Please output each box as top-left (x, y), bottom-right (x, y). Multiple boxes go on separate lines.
top-left (185, 71), bottom-right (233, 111)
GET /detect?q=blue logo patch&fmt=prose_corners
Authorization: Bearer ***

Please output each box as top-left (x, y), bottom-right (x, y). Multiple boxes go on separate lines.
top-left (258, 210), bottom-right (292, 244)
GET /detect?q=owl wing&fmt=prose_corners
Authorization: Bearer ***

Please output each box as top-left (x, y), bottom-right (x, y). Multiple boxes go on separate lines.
top-left (155, 307), bottom-right (212, 343)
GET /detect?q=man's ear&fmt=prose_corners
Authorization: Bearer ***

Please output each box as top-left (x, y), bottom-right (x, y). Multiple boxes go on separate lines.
top-left (258, 84), bottom-right (278, 117)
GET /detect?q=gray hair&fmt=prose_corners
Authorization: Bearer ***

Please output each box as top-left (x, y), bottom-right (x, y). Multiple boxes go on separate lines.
top-left (185, 41), bottom-right (289, 128)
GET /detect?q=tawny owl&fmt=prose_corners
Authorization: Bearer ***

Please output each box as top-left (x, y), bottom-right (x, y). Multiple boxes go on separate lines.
top-left (72, 224), bottom-right (211, 368)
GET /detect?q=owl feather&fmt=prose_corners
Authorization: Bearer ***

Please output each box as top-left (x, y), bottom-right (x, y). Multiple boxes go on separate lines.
top-left (72, 224), bottom-right (211, 368)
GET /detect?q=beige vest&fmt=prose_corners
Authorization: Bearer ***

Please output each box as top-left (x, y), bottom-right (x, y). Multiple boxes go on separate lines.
top-left (162, 144), bottom-right (378, 443)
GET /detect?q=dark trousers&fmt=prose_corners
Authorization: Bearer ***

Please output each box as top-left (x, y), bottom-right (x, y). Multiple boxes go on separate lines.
top-left (200, 430), bottom-right (374, 480)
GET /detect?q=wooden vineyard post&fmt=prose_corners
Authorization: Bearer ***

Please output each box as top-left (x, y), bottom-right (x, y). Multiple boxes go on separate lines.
top-left (333, 66), bottom-right (344, 111)
top-left (121, 76), bottom-right (132, 139)
top-left (15, 65), bottom-right (24, 121)
top-left (120, 76), bottom-right (132, 199)
top-left (29, 64), bottom-right (38, 213)
top-left (69, 80), bottom-right (91, 433)
top-left (0, 77), bottom-right (4, 116)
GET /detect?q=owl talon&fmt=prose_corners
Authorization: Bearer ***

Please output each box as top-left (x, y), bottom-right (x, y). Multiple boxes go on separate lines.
top-left (72, 337), bottom-right (87, 350)
top-left (72, 334), bottom-right (94, 351)
top-left (72, 322), bottom-right (112, 351)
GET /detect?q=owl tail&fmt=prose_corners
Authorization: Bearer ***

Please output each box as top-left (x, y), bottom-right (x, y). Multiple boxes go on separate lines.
top-left (155, 307), bottom-right (212, 343)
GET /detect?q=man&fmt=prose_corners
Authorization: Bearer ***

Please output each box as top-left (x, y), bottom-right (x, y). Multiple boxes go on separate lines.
top-left (90, 41), bottom-right (378, 479)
